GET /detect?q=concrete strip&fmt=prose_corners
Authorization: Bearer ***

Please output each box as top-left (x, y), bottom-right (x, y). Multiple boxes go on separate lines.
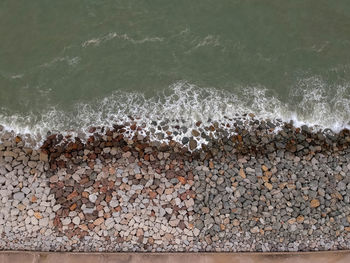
top-left (0, 251), bottom-right (350, 263)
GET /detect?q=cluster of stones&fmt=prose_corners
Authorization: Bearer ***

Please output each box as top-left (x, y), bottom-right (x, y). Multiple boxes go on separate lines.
top-left (0, 119), bottom-right (350, 251)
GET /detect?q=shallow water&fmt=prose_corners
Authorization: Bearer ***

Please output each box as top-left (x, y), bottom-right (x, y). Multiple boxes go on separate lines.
top-left (1, 0), bottom-right (350, 137)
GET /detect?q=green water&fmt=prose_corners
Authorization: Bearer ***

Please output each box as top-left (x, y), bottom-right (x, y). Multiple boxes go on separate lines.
top-left (0, 0), bottom-right (350, 135)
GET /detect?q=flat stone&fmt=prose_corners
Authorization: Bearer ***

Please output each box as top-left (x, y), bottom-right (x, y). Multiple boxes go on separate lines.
top-left (49, 175), bottom-right (59, 183)
top-left (169, 219), bottom-right (180, 227)
top-left (310, 199), bottom-right (320, 208)
top-left (239, 168), bottom-right (246, 179)
top-left (13, 192), bottom-right (25, 201)
top-left (89, 194), bottom-right (97, 203)
top-left (93, 218), bottom-right (104, 226)
top-left (189, 139), bottom-right (197, 150)
top-left (39, 218), bottom-right (49, 227)
top-left (250, 226), bottom-right (259, 233)
top-left (27, 161), bottom-right (37, 168)
top-left (184, 198), bottom-right (194, 208)
top-left (72, 216), bottom-right (81, 225)
top-left (61, 218), bottom-right (71, 226)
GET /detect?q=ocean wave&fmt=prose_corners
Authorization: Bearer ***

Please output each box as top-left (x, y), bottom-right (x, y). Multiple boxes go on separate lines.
top-left (82, 32), bottom-right (164, 48)
top-left (0, 79), bottom-right (349, 145)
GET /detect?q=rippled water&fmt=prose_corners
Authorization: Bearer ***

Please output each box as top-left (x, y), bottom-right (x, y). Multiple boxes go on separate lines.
top-left (1, 0), bottom-right (350, 138)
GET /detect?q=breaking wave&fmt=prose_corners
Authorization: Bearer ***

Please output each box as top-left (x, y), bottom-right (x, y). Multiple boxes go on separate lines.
top-left (0, 77), bottom-right (349, 145)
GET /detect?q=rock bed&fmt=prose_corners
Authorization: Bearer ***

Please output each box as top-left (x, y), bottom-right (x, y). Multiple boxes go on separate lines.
top-left (0, 119), bottom-right (350, 252)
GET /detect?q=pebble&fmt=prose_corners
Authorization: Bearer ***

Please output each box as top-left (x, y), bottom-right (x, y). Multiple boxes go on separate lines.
top-left (72, 216), bottom-right (81, 225)
top-left (13, 192), bottom-right (25, 201)
top-left (89, 194), bottom-right (97, 203)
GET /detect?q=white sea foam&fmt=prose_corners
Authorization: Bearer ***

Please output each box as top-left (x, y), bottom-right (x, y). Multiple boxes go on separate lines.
top-left (0, 78), bottom-right (349, 146)
top-left (82, 32), bottom-right (164, 48)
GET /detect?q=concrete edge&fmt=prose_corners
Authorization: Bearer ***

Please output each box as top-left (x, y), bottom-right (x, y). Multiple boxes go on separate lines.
top-left (1, 250), bottom-right (350, 263)
top-left (1, 249), bottom-right (350, 255)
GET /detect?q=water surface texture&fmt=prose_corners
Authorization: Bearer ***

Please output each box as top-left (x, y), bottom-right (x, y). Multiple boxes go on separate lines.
top-left (1, 0), bottom-right (350, 137)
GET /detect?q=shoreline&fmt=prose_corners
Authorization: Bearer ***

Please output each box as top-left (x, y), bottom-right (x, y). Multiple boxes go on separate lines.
top-left (0, 118), bottom-right (350, 252)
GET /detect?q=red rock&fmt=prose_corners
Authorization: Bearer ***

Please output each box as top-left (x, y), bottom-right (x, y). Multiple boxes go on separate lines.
top-left (67, 191), bottom-right (78, 201)
top-left (88, 153), bottom-right (97, 159)
top-left (149, 191), bottom-right (157, 199)
top-left (53, 216), bottom-right (62, 228)
top-left (178, 176), bottom-right (187, 185)
top-left (70, 203), bottom-right (77, 211)
top-left (209, 161), bottom-right (214, 169)
top-left (80, 178), bottom-right (89, 185)
top-left (82, 191), bottom-right (89, 198)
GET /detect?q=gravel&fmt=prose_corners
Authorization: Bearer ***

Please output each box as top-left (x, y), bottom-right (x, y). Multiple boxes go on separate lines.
top-left (0, 118), bottom-right (350, 252)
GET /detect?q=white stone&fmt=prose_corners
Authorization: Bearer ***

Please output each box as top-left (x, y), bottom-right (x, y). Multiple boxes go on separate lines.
top-left (165, 208), bottom-right (173, 214)
top-left (61, 218), bottom-right (71, 225)
top-left (53, 204), bottom-right (61, 212)
top-left (39, 218), bottom-right (49, 227)
top-left (105, 218), bottom-right (115, 229)
top-left (193, 228), bottom-right (200, 236)
top-left (13, 192), bottom-right (25, 201)
top-left (169, 219), bottom-right (180, 227)
top-left (72, 216), bottom-right (80, 225)
top-left (31, 217), bottom-right (38, 225)
top-left (89, 194), bottom-right (97, 203)
top-left (109, 199), bottom-right (118, 208)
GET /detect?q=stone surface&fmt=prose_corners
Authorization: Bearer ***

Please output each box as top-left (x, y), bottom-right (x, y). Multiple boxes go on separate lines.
top-left (1, 118), bottom-right (350, 252)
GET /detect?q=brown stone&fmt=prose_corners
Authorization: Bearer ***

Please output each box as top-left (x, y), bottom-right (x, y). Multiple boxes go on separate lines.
top-left (288, 218), bottom-right (296, 224)
top-left (34, 212), bottom-right (42, 219)
top-left (261, 165), bottom-right (268, 172)
top-left (189, 139), bottom-right (197, 150)
top-left (264, 182), bottom-right (273, 190)
top-left (136, 228), bottom-right (144, 237)
top-left (70, 203), bottom-right (77, 211)
top-left (79, 224), bottom-right (89, 231)
top-left (67, 191), bottom-right (79, 201)
top-left (80, 177), bottom-right (90, 185)
top-left (177, 176), bottom-right (187, 185)
top-left (310, 199), bottom-right (320, 208)
top-left (164, 233), bottom-right (173, 241)
top-left (201, 207), bottom-right (210, 213)
top-left (232, 219), bottom-right (240, 227)
top-left (93, 218), bottom-right (104, 226)
top-left (239, 168), bottom-right (246, 179)
top-left (209, 161), bottom-right (214, 169)
top-left (39, 150), bottom-right (49, 162)
top-left (149, 191), bottom-right (157, 199)
top-left (297, 215), bottom-right (305, 223)
top-left (191, 130), bottom-right (200, 137)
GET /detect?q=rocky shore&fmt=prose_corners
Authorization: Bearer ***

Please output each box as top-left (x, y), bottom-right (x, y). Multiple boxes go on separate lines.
top-left (0, 117), bottom-right (350, 252)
